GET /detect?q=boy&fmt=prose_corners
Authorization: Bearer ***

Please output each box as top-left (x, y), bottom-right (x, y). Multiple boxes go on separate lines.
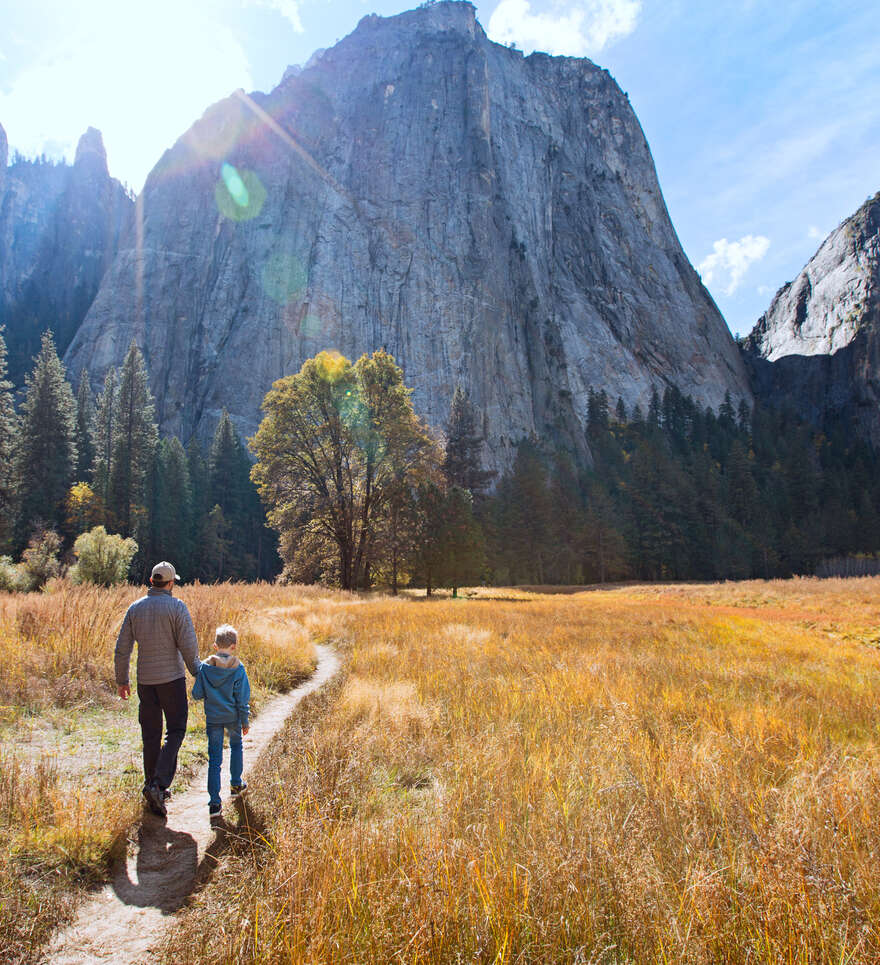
top-left (192, 624), bottom-right (251, 817)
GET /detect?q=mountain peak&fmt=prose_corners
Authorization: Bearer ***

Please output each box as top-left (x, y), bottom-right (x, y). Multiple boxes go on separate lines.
top-left (64, 1), bottom-right (750, 461)
top-left (74, 127), bottom-right (108, 174)
top-left (744, 189), bottom-right (880, 445)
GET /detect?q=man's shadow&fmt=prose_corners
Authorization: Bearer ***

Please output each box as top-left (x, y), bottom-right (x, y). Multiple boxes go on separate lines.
top-left (111, 797), bottom-right (269, 913)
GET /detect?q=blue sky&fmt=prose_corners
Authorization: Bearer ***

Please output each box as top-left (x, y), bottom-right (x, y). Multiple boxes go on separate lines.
top-left (0, 0), bottom-right (877, 337)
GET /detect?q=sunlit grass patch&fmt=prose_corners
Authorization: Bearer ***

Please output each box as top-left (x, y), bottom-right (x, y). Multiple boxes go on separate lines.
top-left (162, 577), bottom-right (880, 964)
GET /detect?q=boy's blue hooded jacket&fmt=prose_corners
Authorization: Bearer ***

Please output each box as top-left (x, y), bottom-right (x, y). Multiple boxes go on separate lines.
top-left (192, 652), bottom-right (250, 728)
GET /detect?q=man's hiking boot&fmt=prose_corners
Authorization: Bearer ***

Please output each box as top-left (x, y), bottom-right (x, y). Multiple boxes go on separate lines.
top-left (209, 802), bottom-right (222, 817)
top-left (230, 782), bottom-right (248, 796)
top-left (144, 782), bottom-right (167, 817)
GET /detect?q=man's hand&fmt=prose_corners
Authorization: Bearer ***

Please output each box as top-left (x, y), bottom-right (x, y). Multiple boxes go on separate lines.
top-left (242, 726), bottom-right (249, 735)
top-left (118, 684), bottom-right (131, 700)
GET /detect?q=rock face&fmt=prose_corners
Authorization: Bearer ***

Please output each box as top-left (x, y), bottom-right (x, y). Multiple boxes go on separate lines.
top-left (65, 1), bottom-right (750, 465)
top-left (0, 125), bottom-right (132, 382)
top-left (0, 124), bottom-right (7, 200)
top-left (744, 192), bottom-right (880, 444)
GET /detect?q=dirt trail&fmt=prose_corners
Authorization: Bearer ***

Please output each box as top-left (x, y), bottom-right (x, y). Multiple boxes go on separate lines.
top-left (42, 644), bottom-right (340, 965)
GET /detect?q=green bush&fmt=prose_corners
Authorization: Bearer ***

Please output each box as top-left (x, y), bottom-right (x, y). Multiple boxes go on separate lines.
top-left (69, 526), bottom-right (138, 586)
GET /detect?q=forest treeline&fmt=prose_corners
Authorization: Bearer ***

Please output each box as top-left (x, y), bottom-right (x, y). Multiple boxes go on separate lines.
top-left (487, 387), bottom-right (880, 584)
top-left (1, 330), bottom-right (877, 590)
top-left (0, 330), bottom-right (274, 584)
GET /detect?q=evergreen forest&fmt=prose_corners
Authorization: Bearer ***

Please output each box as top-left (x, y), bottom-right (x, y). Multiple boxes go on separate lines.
top-left (1, 328), bottom-right (878, 590)
top-left (0, 330), bottom-right (275, 584)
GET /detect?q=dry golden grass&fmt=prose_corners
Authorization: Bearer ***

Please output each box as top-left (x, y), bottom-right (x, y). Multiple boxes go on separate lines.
top-left (162, 578), bottom-right (880, 964)
top-left (0, 580), bottom-right (335, 963)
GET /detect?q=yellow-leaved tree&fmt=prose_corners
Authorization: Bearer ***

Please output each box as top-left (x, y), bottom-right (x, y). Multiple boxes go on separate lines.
top-left (250, 349), bottom-right (440, 590)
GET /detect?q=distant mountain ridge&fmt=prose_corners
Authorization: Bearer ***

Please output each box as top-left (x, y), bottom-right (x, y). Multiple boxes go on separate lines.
top-left (0, 124), bottom-right (132, 382)
top-left (58, 0), bottom-right (750, 466)
top-left (744, 192), bottom-right (880, 445)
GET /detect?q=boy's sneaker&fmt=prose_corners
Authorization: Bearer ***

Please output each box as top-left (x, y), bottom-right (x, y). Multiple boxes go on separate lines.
top-left (209, 802), bottom-right (222, 817)
top-left (144, 782), bottom-right (167, 817)
top-left (230, 782), bottom-right (248, 796)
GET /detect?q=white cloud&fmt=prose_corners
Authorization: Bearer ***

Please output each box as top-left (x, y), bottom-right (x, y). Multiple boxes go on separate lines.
top-left (487, 0), bottom-right (641, 57)
top-left (246, 0), bottom-right (303, 33)
top-left (698, 235), bottom-right (770, 296)
top-left (807, 225), bottom-right (824, 240)
top-left (0, 0), bottom-right (256, 192)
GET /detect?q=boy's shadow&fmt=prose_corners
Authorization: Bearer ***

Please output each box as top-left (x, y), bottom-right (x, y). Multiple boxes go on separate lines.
top-left (111, 797), bottom-right (269, 914)
top-left (195, 796), bottom-right (270, 894)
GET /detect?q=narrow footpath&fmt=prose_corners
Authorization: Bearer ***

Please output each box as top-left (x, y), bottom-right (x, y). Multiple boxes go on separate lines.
top-left (42, 644), bottom-right (340, 965)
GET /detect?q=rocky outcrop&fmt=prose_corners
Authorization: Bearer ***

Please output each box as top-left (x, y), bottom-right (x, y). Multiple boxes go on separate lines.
top-left (0, 125), bottom-right (132, 382)
top-left (744, 192), bottom-right (880, 444)
top-left (65, 1), bottom-right (750, 465)
top-left (0, 124), bottom-right (7, 200)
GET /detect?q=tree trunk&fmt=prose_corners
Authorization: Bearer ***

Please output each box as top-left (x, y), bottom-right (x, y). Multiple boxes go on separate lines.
top-left (339, 543), bottom-right (353, 590)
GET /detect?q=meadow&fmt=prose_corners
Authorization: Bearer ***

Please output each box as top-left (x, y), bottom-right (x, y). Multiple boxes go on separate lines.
top-left (0, 581), bottom-right (327, 962)
top-left (4, 577), bottom-right (880, 963)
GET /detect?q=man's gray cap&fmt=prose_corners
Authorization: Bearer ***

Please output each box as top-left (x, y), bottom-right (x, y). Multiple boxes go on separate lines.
top-left (151, 561), bottom-right (181, 582)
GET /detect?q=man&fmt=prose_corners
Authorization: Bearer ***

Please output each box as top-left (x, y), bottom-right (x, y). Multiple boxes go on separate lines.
top-left (115, 561), bottom-right (201, 817)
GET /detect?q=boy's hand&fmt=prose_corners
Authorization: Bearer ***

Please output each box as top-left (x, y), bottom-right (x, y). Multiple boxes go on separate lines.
top-left (118, 684), bottom-right (130, 700)
top-left (242, 726), bottom-right (249, 735)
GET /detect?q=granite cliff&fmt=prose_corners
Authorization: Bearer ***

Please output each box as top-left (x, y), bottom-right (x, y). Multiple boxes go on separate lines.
top-left (0, 126), bottom-right (132, 382)
top-left (744, 192), bottom-right (880, 445)
top-left (65, 1), bottom-right (751, 465)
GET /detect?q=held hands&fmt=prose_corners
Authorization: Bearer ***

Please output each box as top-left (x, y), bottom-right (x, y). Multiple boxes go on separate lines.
top-left (118, 684), bottom-right (131, 700)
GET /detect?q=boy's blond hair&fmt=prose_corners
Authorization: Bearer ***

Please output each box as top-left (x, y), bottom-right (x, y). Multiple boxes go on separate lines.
top-left (214, 624), bottom-right (239, 649)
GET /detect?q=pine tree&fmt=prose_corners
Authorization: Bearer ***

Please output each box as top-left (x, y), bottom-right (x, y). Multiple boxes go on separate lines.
top-left (93, 368), bottom-right (117, 516)
top-left (15, 332), bottom-right (78, 539)
top-left (0, 329), bottom-right (19, 551)
top-left (648, 386), bottom-right (662, 428)
top-left (108, 342), bottom-right (158, 537)
top-left (209, 409), bottom-right (261, 580)
top-left (725, 439), bottom-right (757, 527)
top-left (718, 390), bottom-right (736, 431)
top-left (582, 484), bottom-right (627, 583)
top-left (442, 385), bottom-right (495, 494)
top-left (506, 440), bottom-right (554, 584)
top-left (209, 410), bottom-right (248, 525)
top-left (149, 436), bottom-right (193, 576)
top-left (187, 439), bottom-right (212, 580)
top-left (202, 504), bottom-right (231, 581)
top-left (435, 486), bottom-right (485, 597)
top-left (74, 371), bottom-right (96, 481)
top-left (587, 388), bottom-right (611, 444)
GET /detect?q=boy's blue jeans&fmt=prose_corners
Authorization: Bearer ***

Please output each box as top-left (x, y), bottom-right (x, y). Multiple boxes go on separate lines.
top-left (206, 722), bottom-right (243, 806)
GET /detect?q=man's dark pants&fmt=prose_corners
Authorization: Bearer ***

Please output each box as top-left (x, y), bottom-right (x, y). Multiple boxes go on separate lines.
top-left (137, 677), bottom-right (188, 791)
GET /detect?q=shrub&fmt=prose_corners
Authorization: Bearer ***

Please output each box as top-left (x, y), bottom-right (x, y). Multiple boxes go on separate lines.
top-left (20, 530), bottom-right (63, 590)
top-left (69, 526), bottom-right (138, 586)
top-left (0, 556), bottom-right (29, 593)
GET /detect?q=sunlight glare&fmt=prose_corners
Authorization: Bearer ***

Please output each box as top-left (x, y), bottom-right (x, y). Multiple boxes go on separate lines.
top-left (0, 0), bottom-right (254, 192)
top-left (215, 164), bottom-right (266, 220)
